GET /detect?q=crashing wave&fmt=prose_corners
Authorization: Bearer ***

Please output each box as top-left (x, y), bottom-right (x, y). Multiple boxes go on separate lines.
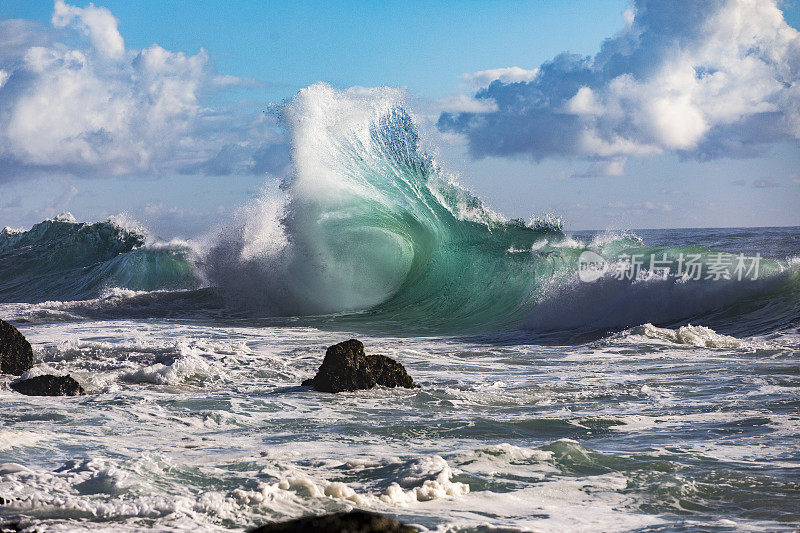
top-left (203, 84), bottom-right (799, 334)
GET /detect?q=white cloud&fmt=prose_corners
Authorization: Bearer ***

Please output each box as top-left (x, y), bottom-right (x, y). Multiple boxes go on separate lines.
top-left (572, 157), bottom-right (628, 178)
top-left (622, 8), bottom-right (635, 26)
top-left (52, 0), bottom-right (124, 60)
top-left (435, 94), bottom-right (498, 113)
top-left (566, 86), bottom-right (604, 116)
top-left (594, 158), bottom-right (626, 176)
top-left (439, 0), bottom-right (800, 171)
top-left (0, 2), bottom-right (285, 181)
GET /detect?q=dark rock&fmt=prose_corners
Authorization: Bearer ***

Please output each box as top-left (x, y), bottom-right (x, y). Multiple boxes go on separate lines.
top-left (249, 510), bottom-right (416, 532)
top-left (365, 355), bottom-right (415, 389)
top-left (301, 339), bottom-right (375, 392)
top-left (302, 339), bottom-right (416, 393)
top-left (10, 374), bottom-right (85, 396)
top-left (0, 320), bottom-right (33, 376)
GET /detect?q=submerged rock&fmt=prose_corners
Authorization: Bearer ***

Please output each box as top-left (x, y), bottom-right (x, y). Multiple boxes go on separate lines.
top-left (10, 374), bottom-right (85, 396)
top-left (249, 510), bottom-right (415, 532)
top-left (302, 339), bottom-right (416, 393)
top-left (0, 320), bottom-right (33, 376)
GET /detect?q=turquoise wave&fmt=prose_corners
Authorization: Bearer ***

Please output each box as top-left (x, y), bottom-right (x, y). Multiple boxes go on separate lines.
top-left (0, 215), bottom-right (197, 303)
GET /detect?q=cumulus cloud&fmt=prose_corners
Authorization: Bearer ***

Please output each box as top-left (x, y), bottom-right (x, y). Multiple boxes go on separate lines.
top-left (0, 1), bottom-right (285, 181)
top-left (51, 0), bottom-right (124, 60)
top-left (438, 0), bottom-right (800, 173)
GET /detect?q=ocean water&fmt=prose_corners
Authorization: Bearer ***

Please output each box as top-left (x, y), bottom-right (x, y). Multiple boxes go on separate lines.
top-left (1, 85), bottom-right (799, 531)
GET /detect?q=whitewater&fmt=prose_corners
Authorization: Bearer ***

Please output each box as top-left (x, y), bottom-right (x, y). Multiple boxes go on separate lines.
top-left (1, 84), bottom-right (799, 531)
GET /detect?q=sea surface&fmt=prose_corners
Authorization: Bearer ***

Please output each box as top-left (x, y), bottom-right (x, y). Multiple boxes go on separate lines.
top-left (1, 85), bottom-right (799, 531)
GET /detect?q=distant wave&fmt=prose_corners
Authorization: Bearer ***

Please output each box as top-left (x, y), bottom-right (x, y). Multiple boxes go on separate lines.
top-left (0, 213), bottom-right (198, 303)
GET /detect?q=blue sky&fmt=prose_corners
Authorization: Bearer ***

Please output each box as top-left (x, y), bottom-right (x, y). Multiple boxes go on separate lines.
top-left (0, 0), bottom-right (799, 235)
top-left (0, 1), bottom-right (633, 99)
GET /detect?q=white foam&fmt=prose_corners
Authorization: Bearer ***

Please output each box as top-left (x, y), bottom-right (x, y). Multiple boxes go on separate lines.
top-left (380, 455), bottom-right (469, 505)
top-left (2, 318), bottom-right (797, 531)
top-left (122, 352), bottom-right (212, 386)
top-left (1, 226), bottom-right (23, 236)
top-left (17, 364), bottom-right (67, 380)
top-left (420, 473), bottom-right (663, 532)
top-left (552, 236), bottom-right (584, 248)
top-left (0, 463), bottom-right (30, 475)
top-left (51, 212), bottom-right (77, 223)
top-left (470, 443), bottom-right (552, 462)
top-left (0, 430), bottom-right (42, 450)
top-left (622, 323), bottom-right (765, 350)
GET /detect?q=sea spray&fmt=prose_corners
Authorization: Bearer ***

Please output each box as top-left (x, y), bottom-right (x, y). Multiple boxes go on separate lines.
top-left (205, 83), bottom-right (566, 326)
